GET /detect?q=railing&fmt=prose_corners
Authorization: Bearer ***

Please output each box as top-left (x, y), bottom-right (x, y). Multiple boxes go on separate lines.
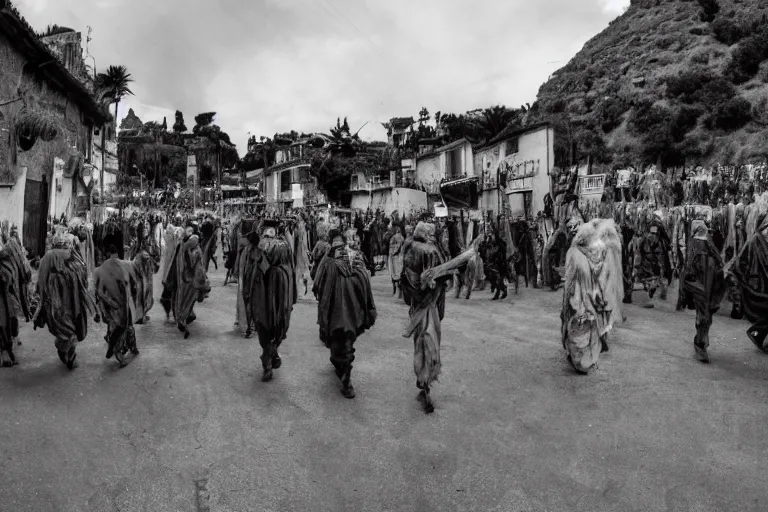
top-left (578, 174), bottom-right (606, 196)
top-left (350, 177), bottom-right (392, 192)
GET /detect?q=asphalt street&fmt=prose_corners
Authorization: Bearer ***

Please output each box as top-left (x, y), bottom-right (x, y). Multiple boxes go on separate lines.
top-left (1, 261), bottom-right (767, 512)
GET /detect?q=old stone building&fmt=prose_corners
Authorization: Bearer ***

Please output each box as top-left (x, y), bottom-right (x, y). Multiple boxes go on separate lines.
top-left (0, 7), bottom-right (108, 256)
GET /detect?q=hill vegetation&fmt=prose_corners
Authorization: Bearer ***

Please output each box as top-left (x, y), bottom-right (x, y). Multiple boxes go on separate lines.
top-left (529, 0), bottom-right (768, 169)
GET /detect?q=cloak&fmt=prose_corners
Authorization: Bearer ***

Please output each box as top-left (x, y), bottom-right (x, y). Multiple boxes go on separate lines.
top-left (160, 235), bottom-right (210, 328)
top-left (243, 236), bottom-right (296, 341)
top-left (313, 245), bottom-right (376, 344)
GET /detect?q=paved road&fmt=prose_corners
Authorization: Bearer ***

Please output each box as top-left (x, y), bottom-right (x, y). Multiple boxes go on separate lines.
top-left (2, 263), bottom-right (767, 512)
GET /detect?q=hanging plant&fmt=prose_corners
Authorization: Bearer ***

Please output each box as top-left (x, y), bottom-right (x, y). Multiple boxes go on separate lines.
top-left (15, 107), bottom-right (62, 145)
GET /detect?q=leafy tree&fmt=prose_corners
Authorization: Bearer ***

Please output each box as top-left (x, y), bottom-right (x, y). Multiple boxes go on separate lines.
top-left (712, 18), bottom-right (744, 46)
top-left (477, 105), bottom-right (518, 142)
top-left (708, 97), bottom-right (752, 130)
top-left (418, 107), bottom-right (430, 125)
top-left (192, 112), bottom-right (216, 134)
top-left (173, 110), bottom-right (187, 133)
top-left (725, 25), bottom-right (768, 84)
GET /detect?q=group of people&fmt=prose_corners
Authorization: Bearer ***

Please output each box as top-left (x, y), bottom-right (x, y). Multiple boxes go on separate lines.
top-left (2, 188), bottom-right (767, 416)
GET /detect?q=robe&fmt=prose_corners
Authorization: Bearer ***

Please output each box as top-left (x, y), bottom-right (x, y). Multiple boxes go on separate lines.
top-left (561, 220), bottom-right (623, 374)
top-left (160, 235), bottom-right (211, 330)
top-left (401, 239), bottom-right (447, 388)
top-left (0, 237), bottom-right (30, 365)
top-left (730, 228), bottom-right (768, 351)
top-left (313, 245), bottom-right (376, 346)
top-left (294, 220), bottom-right (312, 286)
top-left (679, 237), bottom-right (726, 352)
top-left (310, 240), bottom-right (330, 281)
top-left (33, 247), bottom-right (96, 353)
top-left (132, 250), bottom-right (158, 322)
top-left (94, 257), bottom-right (139, 358)
top-left (243, 236), bottom-right (296, 343)
top-left (388, 232), bottom-right (405, 283)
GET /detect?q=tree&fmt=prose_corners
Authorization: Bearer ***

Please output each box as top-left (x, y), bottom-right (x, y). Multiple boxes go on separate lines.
top-left (95, 65), bottom-right (134, 131)
top-left (477, 105), bottom-right (518, 142)
top-left (173, 110), bottom-right (187, 133)
top-left (192, 112), bottom-right (216, 134)
top-left (418, 107), bottom-right (430, 125)
top-left (95, 64), bottom-right (134, 200)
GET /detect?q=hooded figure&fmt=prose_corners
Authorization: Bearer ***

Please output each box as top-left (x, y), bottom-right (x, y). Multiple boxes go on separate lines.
top-left (33, 231), bottom-right (97, 369)
top-left (242, 219), bottom-right (296, 382)
top-left (561, 219), bottom-right (624, 374)
top-left (93, 244), bottom-right (139, 367)
top-left (0, 223), bottom-right (32, 366)
top-left (312, 228), bottom-right (376, 398)
top-left (729, 212), bottom-right (768, 353)
top-left (633, 218), bottom-right (672, 305)
top-left (160, 224), bottom-right (211, 339)
top-left (679, 220), bottom-right (727, 363)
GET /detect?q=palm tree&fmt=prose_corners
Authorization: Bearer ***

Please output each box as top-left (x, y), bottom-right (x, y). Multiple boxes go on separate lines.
top-left (477, 105), bottom-right (517, 142)
top-left (95, 65), bottom-right (134, 199)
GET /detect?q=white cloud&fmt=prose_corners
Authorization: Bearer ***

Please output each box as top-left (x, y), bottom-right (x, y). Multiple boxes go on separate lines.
top-left (18, 0), bottom-right (626, 154)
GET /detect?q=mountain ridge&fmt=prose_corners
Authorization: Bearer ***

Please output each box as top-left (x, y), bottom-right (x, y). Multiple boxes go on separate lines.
top-left (530, 0), bottom-right (768, 169)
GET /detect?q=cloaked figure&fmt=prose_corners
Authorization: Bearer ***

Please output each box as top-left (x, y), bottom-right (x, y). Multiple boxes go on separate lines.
top-left (388, 224), bottom-right (405, 298)
top-left (730, 212), bottom-right (768, 353)
top-left (0, 223), bottom-right (32, 366)
top-left (560, 219), bottom-right (624, 374)
top-left (313, 229), bottom-right (377, 399)
top-left (93, 244), bottom-right (139, 367)
top-left (401, 222), bottom-right (450, 413)
top-left (33, 231), bottom-right (97, 370)
top-left (160, 224), bottom-right (211, 339)
top-left (242, 219), bottom-right (297, 382)
top-left (679, 220), bottom-right (727, 363)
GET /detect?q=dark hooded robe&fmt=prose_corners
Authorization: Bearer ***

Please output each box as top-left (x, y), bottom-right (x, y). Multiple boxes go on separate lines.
top-left (730, 214), bottom-right (768, 352)
top-left (33, 234), bottom-right (96, 369)
top-left (313, 236), bottom-right (376, 395)
top-left (679, 221), bottom-right (727, 362)
top-left (160, 233), bottom-right (211, 337)
top-left (634, 219), bottom-right (672, 297)
top-left (0, 231), bottom-right (31, 367)
top-left (242, 225), bottom-right (297, 377)
top-left (94, 256), bottom-right (139, 364)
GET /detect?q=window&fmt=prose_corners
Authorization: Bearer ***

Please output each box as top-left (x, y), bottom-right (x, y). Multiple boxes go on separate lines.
top-left (506, 138), bottom-right (519, 155)
top-left (280, 170), bottom-right (291, 192)
top-left (446, 148), bottom-right (461, 179)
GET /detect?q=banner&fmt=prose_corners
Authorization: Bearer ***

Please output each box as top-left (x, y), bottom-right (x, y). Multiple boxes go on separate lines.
top-left (434, 202), bottom-right (448, 218)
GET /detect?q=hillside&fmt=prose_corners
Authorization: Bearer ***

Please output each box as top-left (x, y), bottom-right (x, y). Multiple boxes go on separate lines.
top-left (531, 0), bottom-right (768, 169)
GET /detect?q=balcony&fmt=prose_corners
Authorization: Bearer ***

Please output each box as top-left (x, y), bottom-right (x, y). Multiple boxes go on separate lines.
top-left (577, 174), bottom-right (606, 197)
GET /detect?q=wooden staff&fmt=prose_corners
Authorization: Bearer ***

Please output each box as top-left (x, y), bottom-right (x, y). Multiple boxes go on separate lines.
top-left (420, 245), bottom-right (477, 290)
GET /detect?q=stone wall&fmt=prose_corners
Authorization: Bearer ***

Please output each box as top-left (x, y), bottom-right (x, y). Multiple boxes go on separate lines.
top-left (0, 29), bottom-right (94, 230)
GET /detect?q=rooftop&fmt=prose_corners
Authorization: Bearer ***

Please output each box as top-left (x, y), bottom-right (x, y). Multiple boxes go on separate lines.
top-left (0, 5), bottom-right (107, 125)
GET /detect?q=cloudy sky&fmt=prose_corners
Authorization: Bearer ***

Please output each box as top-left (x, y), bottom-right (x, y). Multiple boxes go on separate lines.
top-left (17, 0), bottom-right (629, 155)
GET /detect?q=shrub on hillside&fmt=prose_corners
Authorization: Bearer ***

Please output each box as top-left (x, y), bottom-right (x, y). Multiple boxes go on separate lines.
top-left (712, 18), bottom-right (744, 45)
top-left (671, 105), bottom-right (703, 141)
top-left (725, 25), bottom-right (768, 84)
top-left (598, 98), bottom-right (628, 133)
top-left (707, 97), bottom-right (752, 130)
top-left (698, 0), bottom-right (720, 23)
top-left (665, 70), bottom-right (736, 106)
